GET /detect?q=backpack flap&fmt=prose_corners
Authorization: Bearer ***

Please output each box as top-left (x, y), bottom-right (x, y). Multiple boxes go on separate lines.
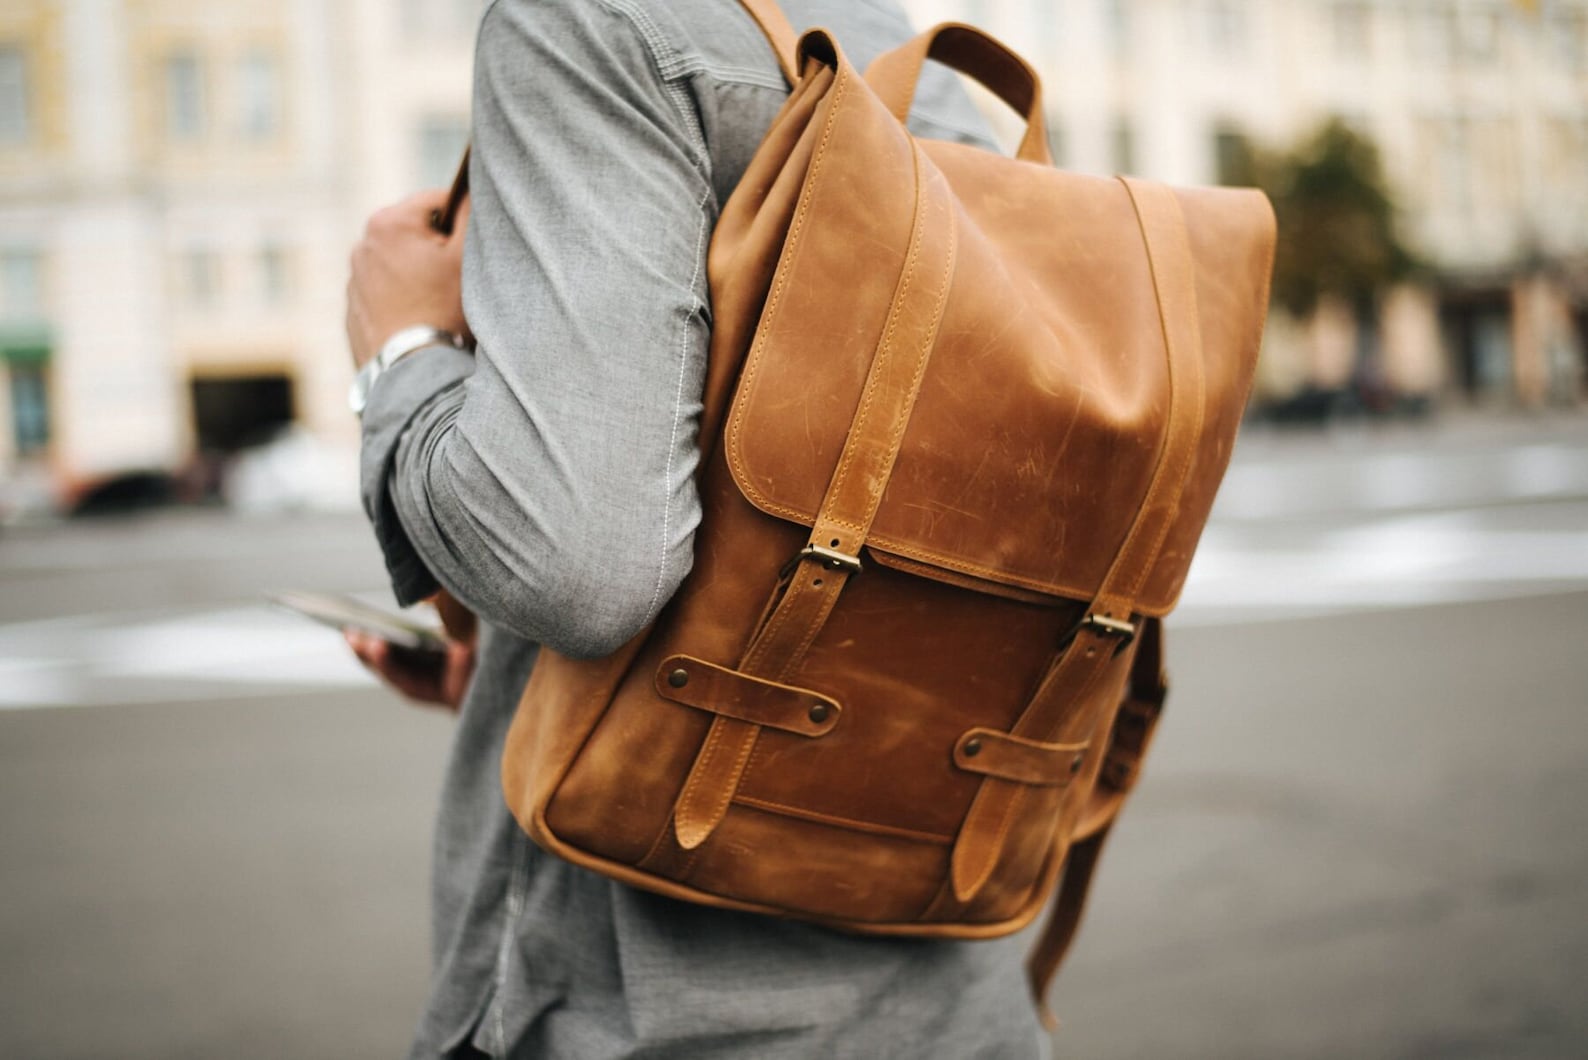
top-left (723, 61), bottom-right (1274, 618)
top-left (727, 156), bottom-right (1270, 615)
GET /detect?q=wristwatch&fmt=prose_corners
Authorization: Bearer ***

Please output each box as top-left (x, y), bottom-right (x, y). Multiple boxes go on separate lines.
top-left (349, 325), bottom-right (468, 415)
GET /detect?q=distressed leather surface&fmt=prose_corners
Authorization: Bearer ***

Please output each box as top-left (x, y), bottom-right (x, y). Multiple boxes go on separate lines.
top-left (501, 7), bottom-right (1275, 947)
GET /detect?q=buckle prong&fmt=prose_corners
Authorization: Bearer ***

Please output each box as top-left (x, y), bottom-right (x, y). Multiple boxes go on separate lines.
top-left (1082, 613), bottom-right (1136, 645)
top-left (799, 543), bottom-right (863, 575)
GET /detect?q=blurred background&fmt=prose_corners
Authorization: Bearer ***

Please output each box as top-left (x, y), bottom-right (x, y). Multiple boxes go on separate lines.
top-left (0, 0), bottom-right (1584, 1057)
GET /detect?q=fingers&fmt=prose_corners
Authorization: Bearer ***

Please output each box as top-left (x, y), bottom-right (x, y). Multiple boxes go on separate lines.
top-left (439, 641), bottom-right (477, 711)
top-left (365, 188), bottom-right (453, 240)
top-left (345, 629), bottom-right (450, 706)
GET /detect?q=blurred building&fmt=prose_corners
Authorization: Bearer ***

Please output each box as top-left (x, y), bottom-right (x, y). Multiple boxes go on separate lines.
top-left (0, 0), bottom-right (478, 511)
top-left (903, 0), bottom-right (1588, 412)
top-left (1, 0), bottom-right (1585, 511)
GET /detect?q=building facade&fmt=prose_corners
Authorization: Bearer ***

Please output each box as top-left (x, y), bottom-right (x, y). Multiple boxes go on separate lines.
top-left (902, 0), bottom-right (1588, 410)
top-left (1, 0), bottom-right (1584, 511)
top-left (0, 0), bottom-right (478, 511)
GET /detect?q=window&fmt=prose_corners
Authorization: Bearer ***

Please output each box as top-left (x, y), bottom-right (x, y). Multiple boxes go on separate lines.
top-left (1456, 8), bottom-right (1499, 64)
top-left (1112, 118), bottom-right (1135, 174)
top-left (0, 248), bottom-right (41, 318)
top-left (183, 248), bottom-right (220, 307)
top-left (417, 114), bottom-right (469, 190)
top-left (1542, 117), bottom-right (1588, 196)
top-left (1418, 115), bottom-right (1471, 218)
top-left (1547, 9), bottom-right (1586, 69)
top-left (1330, 2), bottom-right (1371, 62)
top-left (237, 50), bottom-right (280, 140)
top-left (1101, 0), bottom-right (1130, 59)
top-left (1211, 125), bottom-right (1252, 185)
top-left (1206, 1), bottom-right (1249, 60)
top-left (1409, 4), bottom-right (1456, 65)
top-left (0, 44), bottom-right (28, 145)
top-left (259, 243), bottom-right (289, 303)
top-left (8, 361), bottom-right (49, 455)
top-left (164, 51), bottom-right (206, 141)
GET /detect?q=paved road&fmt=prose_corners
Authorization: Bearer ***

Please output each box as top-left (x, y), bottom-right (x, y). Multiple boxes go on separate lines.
top-left (1, 413), bottom-right (1585, 1058)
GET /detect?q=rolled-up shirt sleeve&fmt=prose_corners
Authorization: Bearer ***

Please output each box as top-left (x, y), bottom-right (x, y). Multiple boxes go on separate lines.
top-left (359, 0), bottom-right (714, 660)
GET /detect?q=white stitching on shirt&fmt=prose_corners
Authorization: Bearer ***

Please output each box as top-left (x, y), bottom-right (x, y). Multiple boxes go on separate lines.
top-left (643, 183), bottom-right (712, 629)
top-left (596, 0), bottom-right (712, 171)
top-left (490, 828), bottom-right (531, 1056)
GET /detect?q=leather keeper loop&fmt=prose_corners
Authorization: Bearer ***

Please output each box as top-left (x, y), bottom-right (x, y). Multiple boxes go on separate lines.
top-left (953, 728), bottom-right (1089, 787)
top-left (654, 655), bottom-right (841, 738)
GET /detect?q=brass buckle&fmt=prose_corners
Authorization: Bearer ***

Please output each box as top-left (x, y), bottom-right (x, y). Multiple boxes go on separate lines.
top-left (798, 543), bottom-right (863, 575)
top-left (1081, 613), bottom-right (1136, 645)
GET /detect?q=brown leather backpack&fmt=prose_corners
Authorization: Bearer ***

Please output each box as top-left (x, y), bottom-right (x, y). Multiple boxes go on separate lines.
top-left (495, 0), bottom-right (1276, 1023)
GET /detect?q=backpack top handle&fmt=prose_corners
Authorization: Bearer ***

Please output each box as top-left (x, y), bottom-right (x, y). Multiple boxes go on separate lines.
top-left (865, 22), bottom-right (1053, 166)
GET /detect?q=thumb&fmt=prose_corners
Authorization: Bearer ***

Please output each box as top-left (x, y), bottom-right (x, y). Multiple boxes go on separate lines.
top-left (447, 196), bottom-right (471, 245)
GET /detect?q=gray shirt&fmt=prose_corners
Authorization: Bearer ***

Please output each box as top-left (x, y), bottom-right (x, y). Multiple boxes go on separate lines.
top-left (360, 1), bottom-right (1048, 1056)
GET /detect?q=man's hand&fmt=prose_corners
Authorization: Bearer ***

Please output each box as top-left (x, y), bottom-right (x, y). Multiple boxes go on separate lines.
top-left (346, 188), bottom-right (472, 368)
top-left (345, 630), bottom-right (476, 712)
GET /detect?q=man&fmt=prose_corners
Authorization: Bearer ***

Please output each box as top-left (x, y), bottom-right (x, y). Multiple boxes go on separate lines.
top-left (345, 1), bottom-right (1048, 1055)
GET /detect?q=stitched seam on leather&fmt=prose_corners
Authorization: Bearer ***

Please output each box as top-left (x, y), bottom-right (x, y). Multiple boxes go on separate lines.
top-left (725, 70), bottom-right (848, 515)
top-left (710, 728), bottom-right (762, 831)
top-left (873, 167), bottom-right (956, 525)
top-left (733, 795), bottom-right (954, 845)
top-left (1119, 187), bottom-right (1205, 601)
top-left (677, 720), bottom-right (731, 828)
top-left (1019, 633), bottom-right (1116, 743)
top-left (819, 140), bottom-right (926, 531)
top-left (785, 577), bottom-right (846, 678)
top-left (1095, 180), bottom-right (1204, 612)
top-left (948, 627), bottom-right (1123, 900)
top-left (740, 576), bottom-right (810, 674)
top-left (816, 149), bottom-right (955, 549)
top-left (970, 783), bottom-right (1026, 897)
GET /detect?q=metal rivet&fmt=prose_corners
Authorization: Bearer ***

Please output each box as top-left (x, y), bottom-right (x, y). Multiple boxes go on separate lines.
top-left (667, 668), bottom-right (689, 688)
top-left (808, 702), bottom-right (830, 724)
top-left (1069, 753), bottom-right (1085, 774)
top-left (964, 737), bottom-right (983, 757)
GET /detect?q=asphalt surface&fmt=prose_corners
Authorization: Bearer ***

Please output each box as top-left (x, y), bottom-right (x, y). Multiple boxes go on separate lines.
top-left (2, 412), bottom-right (1586, 1059)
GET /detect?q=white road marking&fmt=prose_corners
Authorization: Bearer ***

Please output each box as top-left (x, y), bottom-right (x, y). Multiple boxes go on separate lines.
top-left (0, 607), bottom-right (374, 709)
top-left (1178, 512), bottom-right (1588, 625)
top-left (2, 438), bottom-right (1585, 709)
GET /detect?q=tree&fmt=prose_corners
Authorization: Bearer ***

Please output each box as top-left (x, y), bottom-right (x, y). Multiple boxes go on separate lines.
top-left (1226, 118), bottom-right (1419, 318)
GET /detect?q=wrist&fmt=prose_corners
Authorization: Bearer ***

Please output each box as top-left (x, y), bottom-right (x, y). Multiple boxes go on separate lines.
top-left (349, 324), bottom-right (468, 416)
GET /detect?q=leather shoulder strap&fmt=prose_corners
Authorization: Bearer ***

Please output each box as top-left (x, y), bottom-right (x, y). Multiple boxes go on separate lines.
top-left (1025, 616), bottom-right (1166, 1029)
top-left (737, 0), bottom-right (801, 84)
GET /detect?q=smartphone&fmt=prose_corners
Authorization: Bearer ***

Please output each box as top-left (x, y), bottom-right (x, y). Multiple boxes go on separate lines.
top-left (269, 590), bottom-right (449, 653)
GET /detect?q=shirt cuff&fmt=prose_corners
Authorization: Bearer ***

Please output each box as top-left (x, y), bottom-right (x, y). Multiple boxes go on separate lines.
top-left (359, 343), bottom-right (476, 605)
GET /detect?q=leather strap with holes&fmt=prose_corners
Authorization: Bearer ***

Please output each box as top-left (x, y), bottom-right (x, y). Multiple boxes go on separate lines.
top-left (940, 178), bottom-right (1205, 909)
top-left (1023, 615), bottom-right (1164, 1027)
top-left (655, 140), bottom-right (959, 856)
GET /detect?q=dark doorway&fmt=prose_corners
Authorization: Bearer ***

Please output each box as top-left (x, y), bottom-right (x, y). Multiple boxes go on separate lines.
top-left (190, 373), bottom-right (295, 452)
top-left (1439, 290), bottom-right (1512, 402)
